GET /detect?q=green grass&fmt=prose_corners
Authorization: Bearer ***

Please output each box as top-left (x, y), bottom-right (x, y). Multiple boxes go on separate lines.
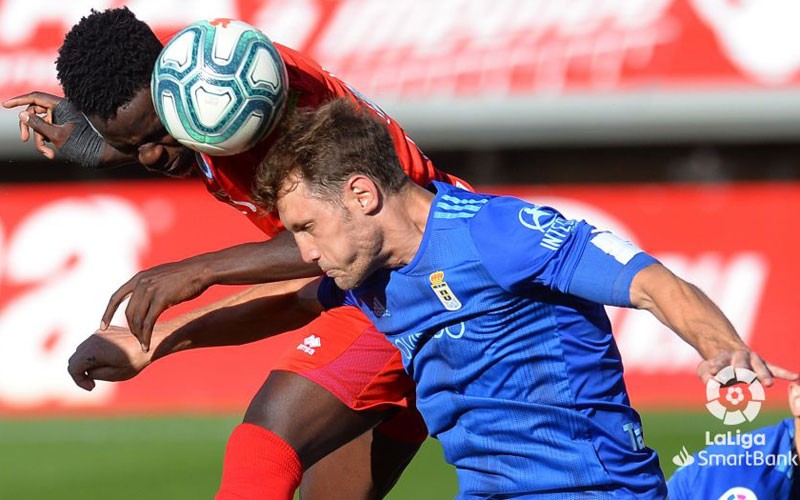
top-left (0, 411), bottom-right (788, 499)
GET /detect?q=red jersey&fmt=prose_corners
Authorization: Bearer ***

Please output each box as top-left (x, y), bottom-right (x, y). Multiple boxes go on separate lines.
top-left (196, 44), bottom-right (468, 237)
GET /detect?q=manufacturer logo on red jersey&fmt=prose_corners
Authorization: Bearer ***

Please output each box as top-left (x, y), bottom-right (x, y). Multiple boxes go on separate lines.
top-left (196, 153), bottom-right (215, 180)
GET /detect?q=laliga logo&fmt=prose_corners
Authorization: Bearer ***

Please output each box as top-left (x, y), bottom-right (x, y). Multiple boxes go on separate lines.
top-left (718, 486), bottom-right (757, 500)
top-left (705, 366), bottom-right (765, 425)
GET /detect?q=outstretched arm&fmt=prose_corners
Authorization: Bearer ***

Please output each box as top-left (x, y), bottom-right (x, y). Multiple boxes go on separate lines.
top-left (629, 263), bottom-right (798, 386)
top-left (102, 230), bottom-right (322, 351)
top-left (68, 277), bottom-right (322, 391)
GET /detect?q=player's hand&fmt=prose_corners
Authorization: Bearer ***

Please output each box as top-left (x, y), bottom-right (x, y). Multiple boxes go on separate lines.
top-left (101, 260), bottom-right (212, 352)
top-left (2, 91), bottom-right (70, 159)
top-left (697, 348), bottom-right (799, 387)
top-left (67, 326), bottom-right (153, 391)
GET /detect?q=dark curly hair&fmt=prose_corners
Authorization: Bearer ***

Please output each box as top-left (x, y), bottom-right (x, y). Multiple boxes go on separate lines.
top-left (56, 7), bottom-right (163, 121)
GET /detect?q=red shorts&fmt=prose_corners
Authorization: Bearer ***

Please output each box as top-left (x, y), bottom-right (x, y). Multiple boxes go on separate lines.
top-left (272, 305), bottom-right (427, 444)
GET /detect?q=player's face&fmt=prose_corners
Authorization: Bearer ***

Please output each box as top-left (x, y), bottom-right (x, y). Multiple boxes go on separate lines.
top-left (278, 177), bottom-right (383, 290)
top-left (87, 88), bottom-right (194, 177)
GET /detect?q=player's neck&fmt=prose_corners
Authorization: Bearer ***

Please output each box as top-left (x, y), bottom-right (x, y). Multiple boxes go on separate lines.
top-left (380, 183), bottom-right (434, 268)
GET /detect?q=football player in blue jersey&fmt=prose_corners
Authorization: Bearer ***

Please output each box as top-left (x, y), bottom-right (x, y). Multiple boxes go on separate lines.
top-left (667, 377), bottom-right (799, 499)
top-left (240, 97), bottom-right (799, 499)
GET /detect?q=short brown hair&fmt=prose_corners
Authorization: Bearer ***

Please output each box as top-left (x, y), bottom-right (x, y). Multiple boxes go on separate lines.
top-left (253, 98), bottom-right (408, 212)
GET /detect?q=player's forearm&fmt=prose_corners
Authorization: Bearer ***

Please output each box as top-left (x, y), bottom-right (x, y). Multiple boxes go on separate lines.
top-left (194, 231), bottom-right (322, 288)
top-left (150, 278), bottom-right (321, 361)
top-left (629, 263), bottom-right (747, 359)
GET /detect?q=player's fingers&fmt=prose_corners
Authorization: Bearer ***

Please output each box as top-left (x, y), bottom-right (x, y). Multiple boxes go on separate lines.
top-left (125, 289), bottom-right (154, 352)
top-left (22, 105), bottom-right (49, 123)
top-left (87, 366), bottom-right (124, 382)
top-left (24, 103), bottom-right (50, 117)
top-left (101, 281), bottom-right (136, 329)
top-left (743, 351), bottom-right (773, 387)
top-left (21, 112), bottom-right (58, 140)
top-left (16, 110), bottom-right (34, 142)
top-left (765, 362), bottom-right (800, 382)
top-left (140, 304), bottom-right (165, 353)
top-left (32, 130), bottom-right (55, 159)
top-left (2, 91), bottom-right (60, 109)
top-left (20, 112), bottom-right (58, 158)
top-left (698, 353), bottom-right (729, 379)
top-left (3, 94), bottom-right (37, 109)
top-left (67, 356), bottom-right (97, 392)
top-left (696, 360), bottom-right (717, 384)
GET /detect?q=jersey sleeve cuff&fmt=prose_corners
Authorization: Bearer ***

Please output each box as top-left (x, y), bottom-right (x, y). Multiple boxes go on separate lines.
top-left (611, 252), bottom-right (659, 307)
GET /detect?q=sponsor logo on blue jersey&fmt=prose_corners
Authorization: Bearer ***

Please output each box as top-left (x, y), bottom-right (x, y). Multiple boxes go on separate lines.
top-left (518, 206), bottom-right (556, 232)
top-left (518, 206), bottom-right (576, 251)
top-left (394, 322), bottom-right (467, 359)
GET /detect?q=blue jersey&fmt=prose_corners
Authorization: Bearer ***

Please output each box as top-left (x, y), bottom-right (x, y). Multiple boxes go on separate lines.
top-left (668, 418), bottom-right (798, 500)
top-left (319, 182), bottom-right (667, 498)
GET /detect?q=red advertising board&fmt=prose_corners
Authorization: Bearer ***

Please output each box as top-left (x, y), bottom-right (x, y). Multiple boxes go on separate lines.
top-left (1, 0), bottom-right (799, 101)
top-left (0, 180), bottom-right (797, 414)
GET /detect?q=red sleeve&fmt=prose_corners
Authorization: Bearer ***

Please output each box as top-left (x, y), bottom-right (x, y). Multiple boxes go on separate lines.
top-left (198, 44), bottom-right (475, 240)
top-left (275, 44), bottom-right (473, 191)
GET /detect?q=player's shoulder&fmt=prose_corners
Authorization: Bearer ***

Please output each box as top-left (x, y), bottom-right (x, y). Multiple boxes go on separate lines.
top-left (431, 182), bottom-right (492, 213)
top-left (430, 182), bottom-right (573, 240)
top-left (465, 188), bottom-right (567, 236)
top-left (274, 43), bottom-right (311, 67)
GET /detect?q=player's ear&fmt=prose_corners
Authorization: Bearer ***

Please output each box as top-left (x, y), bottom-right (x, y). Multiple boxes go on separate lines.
top-left (789, 382), bottom-right (800, 418)
top-left (346, 175), bottom-right (380, 214)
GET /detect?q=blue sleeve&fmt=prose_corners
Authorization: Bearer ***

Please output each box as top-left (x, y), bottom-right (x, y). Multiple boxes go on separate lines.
top-left (316, 277), bottom-right (357, 309)
top-left (470, 196), bottom-right (657, 307)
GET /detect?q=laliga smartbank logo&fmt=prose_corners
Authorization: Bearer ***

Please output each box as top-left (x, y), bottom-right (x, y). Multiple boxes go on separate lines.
top-left (671, 367), bottom-right (797, 471)
top-left (705, 367), bottom-right (765, 425)
top-left (672, 366), bottom-right (764, 468)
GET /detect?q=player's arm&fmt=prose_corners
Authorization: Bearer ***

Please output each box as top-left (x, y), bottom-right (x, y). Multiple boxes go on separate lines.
top-left (471, 196), bottom-right (798, 386)
top-left (561, 226), bottom-right (797, 386)
top-left (628, 263), bottom-right (798, 385)
top-left (68, 276), bottom-right (322, 391)
top-left (3, 91), bottom-right (135, 166)
top-left (102, 230), bottom-right (322, 352)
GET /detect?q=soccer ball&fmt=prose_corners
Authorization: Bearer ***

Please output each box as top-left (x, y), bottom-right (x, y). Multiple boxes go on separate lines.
top-left (151, 19), bottom-right (288, 156)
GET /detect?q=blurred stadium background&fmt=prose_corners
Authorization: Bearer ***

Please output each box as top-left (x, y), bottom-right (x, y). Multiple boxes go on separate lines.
top-left (1, 1), bottom-right (798, 498)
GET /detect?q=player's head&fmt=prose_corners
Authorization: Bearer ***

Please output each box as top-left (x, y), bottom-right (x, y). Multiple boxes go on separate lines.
top-left (253, 98), bottom-right (409, 289)
top-left (56, 7), bottom-right (193, 176)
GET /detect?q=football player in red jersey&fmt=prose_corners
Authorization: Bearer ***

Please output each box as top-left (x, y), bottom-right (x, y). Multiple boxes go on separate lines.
top-left (3, 7), bottom-right (469, 500)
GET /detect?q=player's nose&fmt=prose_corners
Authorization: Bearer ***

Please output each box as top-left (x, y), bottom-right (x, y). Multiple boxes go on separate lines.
top-left (137, 143), bottom-right (167, 169)
top-left (295, 235), bottom-right (320, 264)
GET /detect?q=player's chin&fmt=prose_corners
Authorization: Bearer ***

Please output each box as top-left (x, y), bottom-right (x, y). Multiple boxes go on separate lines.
top-left (332, 273), bottom-right (367, 291)
top-left (331, 275), bottom-right (355, 290)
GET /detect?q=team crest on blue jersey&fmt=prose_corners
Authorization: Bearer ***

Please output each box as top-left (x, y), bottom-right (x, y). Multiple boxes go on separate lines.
top-left (429, 271), bottom-right (462, 311)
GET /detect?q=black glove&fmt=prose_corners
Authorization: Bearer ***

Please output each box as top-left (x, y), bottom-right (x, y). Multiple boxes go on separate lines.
top-left (52, 99), bottom-right (106, 168)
